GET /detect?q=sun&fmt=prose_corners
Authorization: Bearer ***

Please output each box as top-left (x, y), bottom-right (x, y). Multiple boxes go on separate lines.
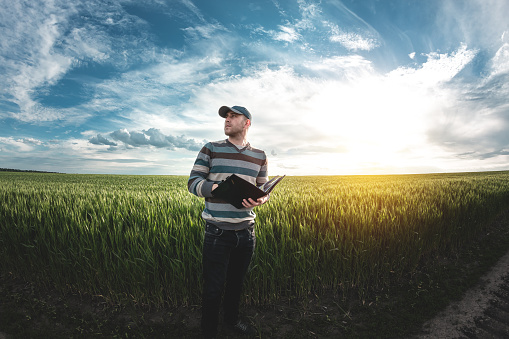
top-left (301, 75), bottom-right (432, 172)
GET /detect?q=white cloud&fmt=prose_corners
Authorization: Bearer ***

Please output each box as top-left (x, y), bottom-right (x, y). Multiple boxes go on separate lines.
top-left (181, 0), bottom-right (207, 23)
top-left (490, 42), bottom-right (509, 76)
top-left (0, 136), bottom-right (43, 152)
top-left (302, 55), bottom-right (374, 80)
top-left (272, 25), bottom-right (301, 42)
top-left (23, 138), bottom-right (44, 145)
top-left (182, 22), bottom-right (227, 40)
top-left (421, 46), bottom-right (509, 161)
top-left (325, 21), bottom-right (379, 51)
top-left (154, 55), bottom-right (225, 85)
top-left (388, 44), bottom-right (477, 87)
top-left (64, 27), bottom-right (110, 62)
top-left (329, 30), bottom-right (379, 51)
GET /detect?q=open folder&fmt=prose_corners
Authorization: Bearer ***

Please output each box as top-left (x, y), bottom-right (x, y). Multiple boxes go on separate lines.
top-left (211, 174), bottom-right (286, 209)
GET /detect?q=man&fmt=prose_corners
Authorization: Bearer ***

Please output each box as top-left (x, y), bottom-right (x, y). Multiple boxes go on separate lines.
top-left (188, 105), bottom-right (269, 338)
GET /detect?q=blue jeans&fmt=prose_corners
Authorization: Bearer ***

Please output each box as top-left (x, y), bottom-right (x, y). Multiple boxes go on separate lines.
top-left (201, 222), bottom-right (256, 336)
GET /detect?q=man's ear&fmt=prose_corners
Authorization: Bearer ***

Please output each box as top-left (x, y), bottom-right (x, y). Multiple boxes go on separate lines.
top-left (245, 119), bottom-right (251, 128)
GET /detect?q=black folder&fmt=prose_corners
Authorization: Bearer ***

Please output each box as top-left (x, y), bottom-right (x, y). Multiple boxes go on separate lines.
top-left (211, 174), bottom-right (285, 209)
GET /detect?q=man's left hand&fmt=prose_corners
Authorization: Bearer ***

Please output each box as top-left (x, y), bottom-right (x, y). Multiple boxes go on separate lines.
top-left (242, 195), bottom-right (268, 208)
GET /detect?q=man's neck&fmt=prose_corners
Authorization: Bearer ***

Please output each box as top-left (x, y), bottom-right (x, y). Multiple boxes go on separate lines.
top-left (228, 134), bottom-right (248, 147)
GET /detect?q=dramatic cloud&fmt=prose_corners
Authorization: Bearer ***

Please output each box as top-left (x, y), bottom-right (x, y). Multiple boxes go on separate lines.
top-left (89, 134), bottom-right (117, 146)
top-left (89, 128), bottom-right (202, 151)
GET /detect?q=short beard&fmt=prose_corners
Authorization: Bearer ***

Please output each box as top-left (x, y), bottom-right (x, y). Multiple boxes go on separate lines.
top-left (224, 129), bottom-right (244, 139)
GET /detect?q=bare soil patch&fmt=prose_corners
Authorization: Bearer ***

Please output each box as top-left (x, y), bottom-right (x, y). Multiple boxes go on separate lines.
top-left (416, 249), bottom-right (509, 338)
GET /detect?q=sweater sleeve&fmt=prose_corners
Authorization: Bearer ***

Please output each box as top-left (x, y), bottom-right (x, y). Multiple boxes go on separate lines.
top-left (256, 152), bottom-right (269, 187)
top-left (188, 144), bottom-right (215, 198)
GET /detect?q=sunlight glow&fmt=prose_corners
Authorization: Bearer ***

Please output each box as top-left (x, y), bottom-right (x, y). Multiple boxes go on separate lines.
top-left (300, 72), bottom-right (430, 170)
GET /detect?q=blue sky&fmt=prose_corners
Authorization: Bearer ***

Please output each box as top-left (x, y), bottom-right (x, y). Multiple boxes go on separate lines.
top-left (1, 0), bottom-right (508, 175)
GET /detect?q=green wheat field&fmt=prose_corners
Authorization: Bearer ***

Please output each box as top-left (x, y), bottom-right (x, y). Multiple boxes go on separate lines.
top-left (1, 171), bottom-right (509, 308)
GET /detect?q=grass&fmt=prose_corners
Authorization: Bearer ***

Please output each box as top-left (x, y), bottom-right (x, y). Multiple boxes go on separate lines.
top-left (1, 206), bottom-right (509, 338)
top-left (1, 171), bottom-right (509, 337)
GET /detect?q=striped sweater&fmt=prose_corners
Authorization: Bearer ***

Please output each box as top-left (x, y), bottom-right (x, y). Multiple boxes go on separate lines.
top-left (188, 139), bottom-right (268, 230)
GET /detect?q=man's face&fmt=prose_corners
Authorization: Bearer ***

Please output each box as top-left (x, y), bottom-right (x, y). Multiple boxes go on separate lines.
top-left (224, 111), bottom-right (249, 136)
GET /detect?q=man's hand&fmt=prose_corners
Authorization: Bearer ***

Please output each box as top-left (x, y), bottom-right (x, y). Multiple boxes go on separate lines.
top-left (242, 195), bottom-right (269, 208)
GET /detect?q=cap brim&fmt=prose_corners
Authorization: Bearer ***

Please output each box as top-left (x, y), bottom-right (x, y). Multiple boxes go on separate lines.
top-left (218, 106), bottom-right (231, 118)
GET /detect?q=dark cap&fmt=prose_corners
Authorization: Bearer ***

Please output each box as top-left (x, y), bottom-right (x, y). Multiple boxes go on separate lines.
top-left (218, 105), bottom-right (252, 120)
